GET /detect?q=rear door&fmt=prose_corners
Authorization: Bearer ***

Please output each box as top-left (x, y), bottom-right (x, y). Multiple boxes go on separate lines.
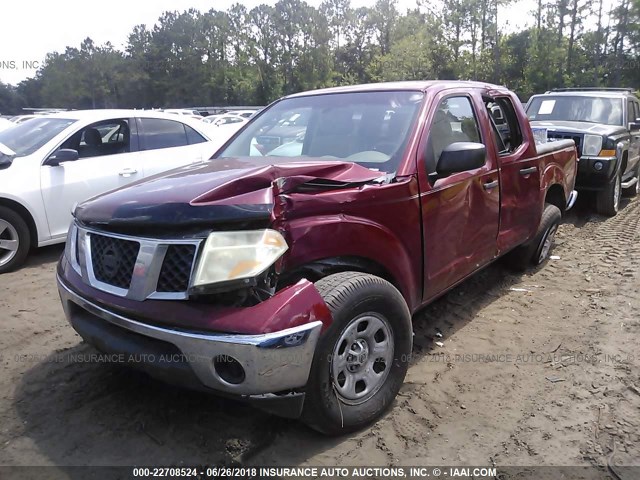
top-left (40, 118), bottom-right (142, 239)
top-left (136, 117), bottom-right (210, 178)
top-left (485, 94), bottom-right (542, 252)
top-left (418, 91), bottom-right (500, 301)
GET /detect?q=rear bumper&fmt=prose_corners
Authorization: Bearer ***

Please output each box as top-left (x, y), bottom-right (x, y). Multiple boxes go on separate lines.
top-left (57, 275), bottom-right (323, 401)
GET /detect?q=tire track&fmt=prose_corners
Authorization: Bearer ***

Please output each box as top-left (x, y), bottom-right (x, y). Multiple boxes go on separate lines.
top-left (570, 200), bottom-right (640, 272)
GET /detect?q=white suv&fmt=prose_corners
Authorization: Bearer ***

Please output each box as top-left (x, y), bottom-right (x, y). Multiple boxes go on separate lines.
top-left (0, 109), bottom-right (232, 272)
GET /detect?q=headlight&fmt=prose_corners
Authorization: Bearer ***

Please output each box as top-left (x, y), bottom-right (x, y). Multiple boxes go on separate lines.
top-left (192, 229), bottom-right (288, 288)
top-left (64, 222), bottom-right (81, 274)
top-left (582, 134), bottom-right (603, 156)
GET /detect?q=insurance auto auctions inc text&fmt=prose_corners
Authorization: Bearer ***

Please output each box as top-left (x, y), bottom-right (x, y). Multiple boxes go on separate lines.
top-left (257, 467), bottom-right (497, 478)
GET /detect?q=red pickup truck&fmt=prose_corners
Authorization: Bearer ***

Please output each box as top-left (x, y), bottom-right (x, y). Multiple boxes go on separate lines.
top-left (57, 81), bottom-right (577, 435)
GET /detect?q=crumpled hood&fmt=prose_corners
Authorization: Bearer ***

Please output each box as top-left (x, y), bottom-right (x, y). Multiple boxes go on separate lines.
top-left (530, 120), bottom-right (625, 137)
top-left (75, 156), bottom-right (385, 232)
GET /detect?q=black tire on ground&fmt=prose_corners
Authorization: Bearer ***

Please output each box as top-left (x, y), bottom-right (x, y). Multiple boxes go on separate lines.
top-left (623, 164), bottom-right (640, 198)
top-left (0, 206), bottom-right (31, 274)
top-left (504, 203), bottom-right (562, 271)
top-left (596, 170), bottom-right (622, 216)
top-left (301, 272), bottom-right (412, 436)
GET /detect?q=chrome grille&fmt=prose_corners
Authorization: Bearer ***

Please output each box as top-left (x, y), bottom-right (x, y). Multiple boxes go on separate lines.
top-left (157, 244), bottom-right (197, 292)
top-left (548, 133), bottom-right (582, 156)
top-left (90, 234), bottom-right (140, 289)
top-left (71, 225), bottom-right (200, 301)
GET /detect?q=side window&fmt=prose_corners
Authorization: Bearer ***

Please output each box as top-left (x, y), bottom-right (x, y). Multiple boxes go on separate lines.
top-left (628, 100), bottom-right (639, 123)
top-left (140, 118), bottom-right (189, 151)
top-left (425, 96), bottom-right (482, 175)
top-left (485, 97), bottom-right (523, 155)
top-left (185, 125), bottom-right (206, 145)
top-left (62, 119), bottom-right (131, 159)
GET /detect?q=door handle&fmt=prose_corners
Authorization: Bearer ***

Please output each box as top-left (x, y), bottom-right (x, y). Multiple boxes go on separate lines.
top-left (118, 168), bottom-right (138, 177)
top-left (519, 166), bottom-right (537, 175)
top-left (483, 180), bottom-right (499, 190)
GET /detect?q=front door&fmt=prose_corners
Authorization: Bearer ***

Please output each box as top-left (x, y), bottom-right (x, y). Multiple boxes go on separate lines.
top-left (40, 118), bottom-right (143, 239)
top-left (418, 93), bottom-right (500, 301)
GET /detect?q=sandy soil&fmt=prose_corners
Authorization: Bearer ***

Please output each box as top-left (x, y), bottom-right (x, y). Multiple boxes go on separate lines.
top-left (0, 196), bottom-right (638, 478)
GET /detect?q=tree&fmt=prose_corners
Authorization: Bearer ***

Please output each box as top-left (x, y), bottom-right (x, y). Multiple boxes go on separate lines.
top-left (5, 0), bottom-right (639, 110)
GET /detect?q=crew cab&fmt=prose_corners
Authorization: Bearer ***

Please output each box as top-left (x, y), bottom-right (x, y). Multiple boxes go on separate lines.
top-left (526, 88), bottom-right (640, 216)
top-left (0, 110), bottom-right (233, 273)
top-left (56, 81), bottom-right (578, 435)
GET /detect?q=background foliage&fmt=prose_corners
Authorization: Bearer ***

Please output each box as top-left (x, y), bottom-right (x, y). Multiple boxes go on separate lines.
top-left (1, 0), bottom-right (639, 113)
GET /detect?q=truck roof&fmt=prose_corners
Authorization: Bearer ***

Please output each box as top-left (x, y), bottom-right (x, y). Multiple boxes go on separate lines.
top-left (285, 80), bottom-right (511, 98)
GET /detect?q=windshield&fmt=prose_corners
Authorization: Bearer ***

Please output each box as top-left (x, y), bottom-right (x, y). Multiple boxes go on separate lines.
top-left (0, 118), bottom-right (76, 157)
top-left (218, 91), bottom-right (424, 172)
top-left (526, 96), bottom-right (623, 126)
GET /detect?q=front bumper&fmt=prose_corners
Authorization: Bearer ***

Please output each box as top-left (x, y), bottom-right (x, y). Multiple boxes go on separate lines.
top-left (576, 155), bottom-right (617, 190)
top-left (57, 275), bottom-right (323, 399)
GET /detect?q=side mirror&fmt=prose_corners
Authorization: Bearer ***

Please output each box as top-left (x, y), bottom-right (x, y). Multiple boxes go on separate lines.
top-left (47, 148), bottom-right (79, 166)
top-left (629, 121), bottom-right (640, 132)
top-left (0, 155), bottom-right (12, 170)
top-left (436, 142), bottom-right (486, 176)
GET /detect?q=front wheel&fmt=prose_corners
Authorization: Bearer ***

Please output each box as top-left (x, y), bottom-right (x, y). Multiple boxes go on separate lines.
top-left (596, 171), bottom-right (622, 216)
top-left (301, 272), bottom-right (412, 435)
top-left (0, 206), bottom-right (31, 274)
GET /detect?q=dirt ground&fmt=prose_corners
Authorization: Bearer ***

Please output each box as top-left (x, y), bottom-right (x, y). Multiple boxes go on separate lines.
top-left (0, 195), bottom-right (639, 478)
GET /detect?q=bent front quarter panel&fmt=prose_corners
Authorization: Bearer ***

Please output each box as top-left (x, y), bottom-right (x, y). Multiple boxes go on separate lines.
top-left (276, 177), bottom-right (423, 311)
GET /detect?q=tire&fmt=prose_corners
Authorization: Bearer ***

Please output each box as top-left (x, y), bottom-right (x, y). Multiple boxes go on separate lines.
top-left (504, 203), bottom-right (562, 271)
top-left (0, 206), bottom-right (31, 274)
top-left (596, 171), bottom-right (622, 216)
top-left (301, 272), bottom-right (412, 435)
top-left (623, 164), bottom-right (640, 198)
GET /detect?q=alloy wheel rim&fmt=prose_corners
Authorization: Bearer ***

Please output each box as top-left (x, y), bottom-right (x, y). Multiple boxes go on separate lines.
top-left (538, 224), bottom-right (558, 264)
top-left (331, 313), bottom-right (394, 405)
top-left (0, 219), bottom-right (19, 268)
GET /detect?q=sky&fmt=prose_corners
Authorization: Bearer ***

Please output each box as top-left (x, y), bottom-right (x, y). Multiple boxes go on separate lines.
top-left (1, 0), bottom-right (543, 85)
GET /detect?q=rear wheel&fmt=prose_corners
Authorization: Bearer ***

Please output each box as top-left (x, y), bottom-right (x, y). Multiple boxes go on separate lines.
top-left (504, 203), bottom-right (562, 271)
top-left (596, 171), bottom-right (622, 216)
top-left (301, 272), bottom-right (412, 435)
top-left (0, 206), bottom-right (31, 274)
